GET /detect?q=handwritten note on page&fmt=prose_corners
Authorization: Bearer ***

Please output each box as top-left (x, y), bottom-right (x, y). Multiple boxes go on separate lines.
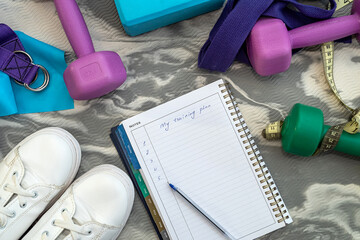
top-left (123, 80), bottom-right (284, 240)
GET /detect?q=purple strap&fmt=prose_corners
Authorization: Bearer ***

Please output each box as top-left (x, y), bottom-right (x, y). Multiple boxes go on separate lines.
top-left (0, 24), bottom-right (38, 84)
top-left (198, 0), bottom-right (337, 72)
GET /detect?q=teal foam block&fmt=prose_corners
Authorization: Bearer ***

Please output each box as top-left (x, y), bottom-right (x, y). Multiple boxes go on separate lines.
top-left (114, 0), bottom-right (225, 36)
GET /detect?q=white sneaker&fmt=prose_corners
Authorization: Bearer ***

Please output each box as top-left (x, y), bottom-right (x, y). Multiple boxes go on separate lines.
top-left (23, 164), bottom-right (135, 240)
top-left (0, 127), bottom-right (81, 240)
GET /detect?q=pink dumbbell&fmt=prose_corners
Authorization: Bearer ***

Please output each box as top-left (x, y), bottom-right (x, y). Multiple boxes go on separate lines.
top-left (54, 0), bottom-right (127, 100)
top-left (247, 0), bottom-right (360, 76)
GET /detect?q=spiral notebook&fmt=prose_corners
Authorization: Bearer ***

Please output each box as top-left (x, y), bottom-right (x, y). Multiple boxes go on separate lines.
top-left (111, 79), bottom-right (292, 240)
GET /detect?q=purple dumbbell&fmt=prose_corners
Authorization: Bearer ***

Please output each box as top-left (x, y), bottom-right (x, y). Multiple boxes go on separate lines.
top-left (247, 0), bottom-right (360, 76)
top-left (54, 0), bottom-right (127, 100)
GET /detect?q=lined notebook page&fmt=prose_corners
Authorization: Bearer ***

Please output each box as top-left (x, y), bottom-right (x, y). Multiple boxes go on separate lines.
top-left (123, 80), bottom-right (285, 240)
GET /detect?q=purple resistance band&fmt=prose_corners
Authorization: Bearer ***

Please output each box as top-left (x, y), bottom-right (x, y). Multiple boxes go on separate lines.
top-left (0, 24), bottom-right (39, 85)
top-left (198, 0), bottom-right (338, 72)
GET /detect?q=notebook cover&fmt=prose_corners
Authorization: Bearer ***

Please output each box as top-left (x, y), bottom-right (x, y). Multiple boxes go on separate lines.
top-left (110, 126), bottom-right (168, 240)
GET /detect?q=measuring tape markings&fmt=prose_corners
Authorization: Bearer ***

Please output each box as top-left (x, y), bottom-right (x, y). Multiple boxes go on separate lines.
top-left (334, 0), bottom-right (354, 9)
top-left (318, 0), bottom-right (359, 152)
top-left (263, 0), bottom-right (358, 153)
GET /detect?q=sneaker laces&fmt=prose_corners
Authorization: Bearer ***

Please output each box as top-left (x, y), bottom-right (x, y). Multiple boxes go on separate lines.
top-left (0, 149), bottom-right (36, 228)
top-left (41, 209), bottom-right (91, 240)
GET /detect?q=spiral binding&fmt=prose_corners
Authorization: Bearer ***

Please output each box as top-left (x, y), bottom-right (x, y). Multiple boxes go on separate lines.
top-left (218, 82), bottom-right (291, 224)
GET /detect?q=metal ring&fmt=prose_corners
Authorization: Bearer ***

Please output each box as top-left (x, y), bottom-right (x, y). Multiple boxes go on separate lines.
top-left (13, 50), bottom-right (33, 62)
top-left (11, 50), bottom-right (49, 92)
top-left (24, 64), bottom-right (50, 92)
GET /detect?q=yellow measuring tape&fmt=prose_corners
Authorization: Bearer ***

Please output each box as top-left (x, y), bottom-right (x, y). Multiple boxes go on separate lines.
top-left (334, 0), bottom-right (354, 9)
top-left (264, 0), bottom-right (360, 154)
top-left (321, 0), bottom-right (360, 134)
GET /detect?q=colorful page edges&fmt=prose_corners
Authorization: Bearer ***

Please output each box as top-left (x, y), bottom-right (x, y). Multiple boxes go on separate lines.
top-left (110, 126), bottom-right (170, 240)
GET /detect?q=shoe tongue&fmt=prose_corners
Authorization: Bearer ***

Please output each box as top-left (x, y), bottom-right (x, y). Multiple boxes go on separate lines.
top-left (56, 197), bottom-right (93, 239)
top-left (3, 169), bottom-right (39, 207)
top-left (57, 230), bottom-right (70, 240)
top-left (21, 166), bottom-right (41, 189)
top-left (72, 196), bottom-right (93, 225)
top-left (1, 158), bottom-right (39, 208)
top-left (18, 148), bottom-right (47, 189)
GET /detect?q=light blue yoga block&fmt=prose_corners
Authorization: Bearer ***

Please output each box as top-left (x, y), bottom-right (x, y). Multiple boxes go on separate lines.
top-left (114, 0), bottom-right (225, 36)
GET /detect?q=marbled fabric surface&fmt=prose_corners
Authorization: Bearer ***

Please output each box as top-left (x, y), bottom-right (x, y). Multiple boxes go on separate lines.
top-left (1, 1), bottom-right (360, 239)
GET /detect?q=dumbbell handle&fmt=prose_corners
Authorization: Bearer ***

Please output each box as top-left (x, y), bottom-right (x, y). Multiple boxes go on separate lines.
top-left (290, 15), bottom-right (360, 49)
top-left (321, 125), bottom-right (360, 156)
top-left (54, 0), bottom-right (95, 58)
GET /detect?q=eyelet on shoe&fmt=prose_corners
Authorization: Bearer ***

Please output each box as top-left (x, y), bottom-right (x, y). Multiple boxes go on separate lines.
top-left (51, 220), bottom-right (56, 226)
top-left (9, 211), bottom-right (16, 218)
top-left (32, 192), bottom-right (38, 198)
top-left (43, 231), bottom-right (49, 236)
top-left (3, 184), bottom-right (8, 191)
top-left (61, 208), bottom-right (67, 213)
top-left (20, 202), bottom-right (27, 208)
top-left (12, 171), bottom-right (18, 176)
top-left (86, 230), bottom-right (92, 235)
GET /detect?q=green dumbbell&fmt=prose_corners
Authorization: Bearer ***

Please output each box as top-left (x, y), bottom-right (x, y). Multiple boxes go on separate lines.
top-left (263, 103), bottom-right (360, 157)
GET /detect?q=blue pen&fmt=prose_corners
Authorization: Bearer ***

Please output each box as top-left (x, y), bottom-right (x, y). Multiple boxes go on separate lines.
top-left (169, 183), bottom-right (236, 240)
